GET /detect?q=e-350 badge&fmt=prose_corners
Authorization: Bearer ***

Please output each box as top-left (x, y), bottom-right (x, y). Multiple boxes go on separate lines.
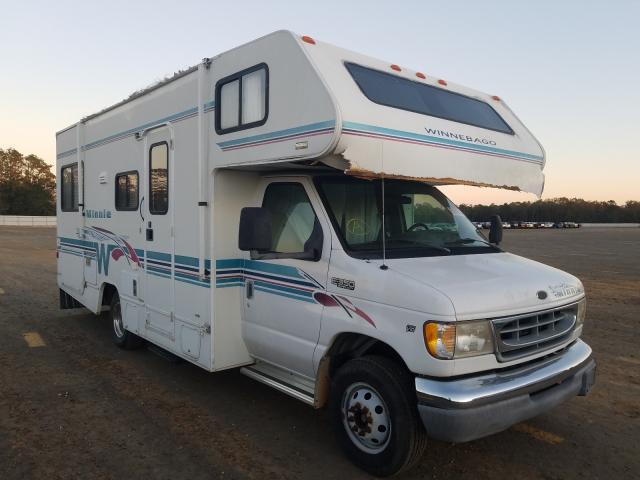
top-left (331, 277), bottom-right (356, 290)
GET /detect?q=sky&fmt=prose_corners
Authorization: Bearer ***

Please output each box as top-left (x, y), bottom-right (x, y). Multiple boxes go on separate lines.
top-left (1, 0), bottom-right (638, 205)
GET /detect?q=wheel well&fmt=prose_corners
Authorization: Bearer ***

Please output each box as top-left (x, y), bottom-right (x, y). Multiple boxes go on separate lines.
top-left (101, 283), bottom-right (118, 308)
top-left (314, 333), bottom-right (411, 409)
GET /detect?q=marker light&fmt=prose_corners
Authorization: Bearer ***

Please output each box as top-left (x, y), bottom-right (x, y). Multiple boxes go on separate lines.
top-left (390, 64), bottom-right (401, 72)
top-left (301, 35), bottom-right (316, 45)
top-left (438, 79), bottom-right (447, 86)
top-left (416, 72), bottom-right (426, 79)
top-left (577, 298), bottom-right (586, 326)
top-left (492, 95), bottom-right (501, 101)
top-left (424, 322), bottom-right (455, 360)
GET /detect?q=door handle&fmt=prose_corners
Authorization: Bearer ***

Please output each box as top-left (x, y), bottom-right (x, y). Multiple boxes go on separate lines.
top-left (246, 279), bottom-right (254, 299)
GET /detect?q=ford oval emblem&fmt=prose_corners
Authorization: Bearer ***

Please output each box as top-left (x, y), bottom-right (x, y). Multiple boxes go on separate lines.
top-left (537, 290), bottom-right (548, 300)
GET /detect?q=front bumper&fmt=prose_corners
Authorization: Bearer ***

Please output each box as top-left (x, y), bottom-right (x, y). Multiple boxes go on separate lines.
top-left (415, 339), bottom-right (596, 443)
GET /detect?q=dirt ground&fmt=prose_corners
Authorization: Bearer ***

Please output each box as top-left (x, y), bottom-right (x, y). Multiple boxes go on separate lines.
top-left (0, 226), bottom-right (638, 479)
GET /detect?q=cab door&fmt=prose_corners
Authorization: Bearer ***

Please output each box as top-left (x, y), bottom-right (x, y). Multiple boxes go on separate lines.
top-left (242, 178), bottom-right (330, 378)
top-left (143, 127), bottom-right (175, 338)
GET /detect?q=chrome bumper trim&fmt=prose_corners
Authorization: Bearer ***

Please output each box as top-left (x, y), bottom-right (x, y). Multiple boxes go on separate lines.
top-left (415, 339), bottom-right (593, 409)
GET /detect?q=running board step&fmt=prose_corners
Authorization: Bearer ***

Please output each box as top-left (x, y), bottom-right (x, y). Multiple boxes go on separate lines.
top-left (240, 363), bottom-right (315, 406)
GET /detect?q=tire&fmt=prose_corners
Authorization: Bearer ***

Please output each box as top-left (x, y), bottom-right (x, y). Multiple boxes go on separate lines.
top-left (329, 355), bottom-right (427, 477)
top-left (110, 292), bottom-right (144, 349)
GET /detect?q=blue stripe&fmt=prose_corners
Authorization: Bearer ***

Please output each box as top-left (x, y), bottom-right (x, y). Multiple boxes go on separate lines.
top-left (342, 121), bottom-right (543, 163)
top-left (57, 101), bottom-right (216, 159)
top-left (216, 281), bottom-right (245, 288)
top-left (254, 285), bottom-right (316, 303)
top-left (216, 121), bottom-right (335, 149)
top-left (253, 280), bottom-right (312, 298)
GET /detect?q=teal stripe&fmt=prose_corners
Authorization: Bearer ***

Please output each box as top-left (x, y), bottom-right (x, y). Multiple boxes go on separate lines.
top-left (243, 259), bottom-right (303, 279)
top-left (254, 285), bottom-right (316, 303)
top-left (83, 107), bottom-right (197, 150)
top-left (175, 270), bottom-right (210, 285)
top-left (254, 280), bottom-right (312, 298)
top-left (59, 237), bottom-right (97, 248)
top-left (57, 101), bottom-right (216, 159)
top-left (176, 276), bottom-right (211, 288)
top-left (217, 120), bottom-right (335, 149)
top-left (58, 248), bottom-right (85, 258)
top-left (147, 250), bottom-right (172, 262)
top-left (148, 270), bottom-right (171, 280)
top-left (216, 281), bottom-right (244, 288)
top-left (216, 277), bottom-right (244, 284)
top-left (343, 121), bottom-right (543, 162)
top-left (216, 259), bottom-right (244, 269)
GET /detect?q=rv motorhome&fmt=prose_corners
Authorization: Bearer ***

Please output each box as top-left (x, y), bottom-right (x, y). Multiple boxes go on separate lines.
top-left (56, 31), bottom-right (596, 476)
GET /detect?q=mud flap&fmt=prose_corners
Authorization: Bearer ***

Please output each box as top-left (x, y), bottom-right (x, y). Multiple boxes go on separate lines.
top-left (59, 289), bottom-right (83, 309)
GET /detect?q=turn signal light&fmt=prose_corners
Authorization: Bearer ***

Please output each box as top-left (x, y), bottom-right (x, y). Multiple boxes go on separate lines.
top-left (424, 322), bottom-right (455, 360)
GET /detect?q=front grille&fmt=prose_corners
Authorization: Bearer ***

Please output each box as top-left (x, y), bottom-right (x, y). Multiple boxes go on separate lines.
top-left (492, 303), bottom-right (578, 361)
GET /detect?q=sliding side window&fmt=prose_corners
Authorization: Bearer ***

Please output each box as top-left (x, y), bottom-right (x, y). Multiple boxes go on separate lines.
top-left (149, 142), bottom-right (168, 215)
top-left (115, 171), bottom-right (139, 211)
top-left (61, 163), bottom-right (79, 212)
top-left (215, 64), bottom-right (268, 134)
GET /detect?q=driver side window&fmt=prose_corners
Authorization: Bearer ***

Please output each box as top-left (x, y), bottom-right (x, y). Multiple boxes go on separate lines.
top-left (262, 183), bottom-right (320, 255)
top-left (402, 194), bottom-right (455, 230)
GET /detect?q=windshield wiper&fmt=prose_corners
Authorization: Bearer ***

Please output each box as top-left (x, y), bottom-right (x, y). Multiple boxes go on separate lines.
top-left (445, 238), bottom-right (499, 249)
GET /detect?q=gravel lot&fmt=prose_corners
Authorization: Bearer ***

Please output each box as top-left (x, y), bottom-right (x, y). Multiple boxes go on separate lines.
top-left (0, 226), bottom-right (638, 479)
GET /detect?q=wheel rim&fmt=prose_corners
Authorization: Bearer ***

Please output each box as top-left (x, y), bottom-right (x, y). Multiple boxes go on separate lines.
top-left (342, 382), bottom-right (391, 453)
top-left (112, 300), bottom-right (125, 339)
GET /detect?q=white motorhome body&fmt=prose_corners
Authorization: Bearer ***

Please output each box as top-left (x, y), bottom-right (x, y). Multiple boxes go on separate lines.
top-left (57, 31), bottom-right (594, 476)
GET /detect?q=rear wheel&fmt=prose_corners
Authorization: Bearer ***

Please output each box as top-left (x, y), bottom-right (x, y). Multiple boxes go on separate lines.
top-left (110, 292), bottom-right (144, 349)
top-left (329, 355), bottom-right (427, 477)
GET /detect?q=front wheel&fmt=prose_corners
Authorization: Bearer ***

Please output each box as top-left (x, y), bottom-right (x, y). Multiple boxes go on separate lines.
top-left (110, 292), bottom-right (144, 349)
top-left (329, 356), bottom-right (427, 477)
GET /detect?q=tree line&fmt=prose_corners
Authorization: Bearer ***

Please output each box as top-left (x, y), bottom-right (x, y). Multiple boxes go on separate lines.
top-left (0, 148), bottom-right (56, 215)
top-left (458, 197), bottom-right (640, 223)
top-left (0, 146), bottom-right (638, 222)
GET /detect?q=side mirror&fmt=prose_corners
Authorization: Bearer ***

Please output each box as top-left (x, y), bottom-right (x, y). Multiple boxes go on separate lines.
top-left (238, 207), bottom-right (272, 251)
top-left (489, 214), bottom-right (503, 245)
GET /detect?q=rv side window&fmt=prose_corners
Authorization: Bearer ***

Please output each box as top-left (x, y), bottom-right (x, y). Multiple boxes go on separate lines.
top-left (149, 142), bottom-right (168, 215)
top-left (345, 63), bottom-right (514, 134)
top-left (215, 64), bottom-right (268, 134)
top-left (262, 183), bottom-right (319, 256)
top-left (61, 163), bottom-right (79, 212)
top-left (115, 171), bottom-right (139, 211)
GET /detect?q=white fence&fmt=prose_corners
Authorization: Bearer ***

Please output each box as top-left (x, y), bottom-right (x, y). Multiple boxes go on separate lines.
top-left (0, 215), bottom-right (57, 227)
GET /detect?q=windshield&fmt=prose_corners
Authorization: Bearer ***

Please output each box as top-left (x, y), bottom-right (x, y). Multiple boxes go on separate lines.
top-left (316, 176), bottom-right (498, 259)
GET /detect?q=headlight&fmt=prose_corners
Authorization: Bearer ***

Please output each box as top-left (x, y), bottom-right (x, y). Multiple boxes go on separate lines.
top-left (577, 298), bottom-right (586, 326)
top-left (423, 320), bottom-right (495, 360)
top-left (455, 321), bottom-right (495, 358)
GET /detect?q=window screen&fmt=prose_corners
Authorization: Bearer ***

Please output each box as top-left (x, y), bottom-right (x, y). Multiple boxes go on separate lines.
top-left (61, 163), bottom-right (79, 212)
top-left (215, 64), bottom-right (268, 134)
top-left (149, 142), bottom-right (168, 214)
top-left (262, 183), bottom-right (318, 254)
top-left (345, 63), bottom-right (513, 134)
top-left (115, 171), bottom-right (139, 211)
